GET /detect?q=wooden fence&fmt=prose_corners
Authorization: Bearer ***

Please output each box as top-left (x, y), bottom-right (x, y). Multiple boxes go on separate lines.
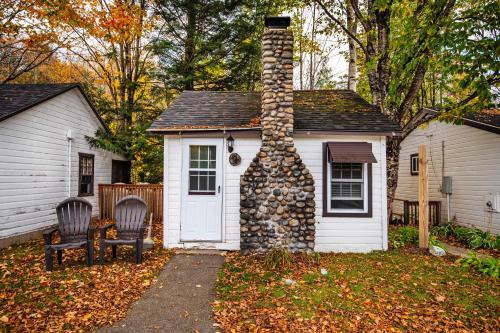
top-left (98, 184), bottom-right (163, 221)
top-left (403, 200), bottom-right (441, 226)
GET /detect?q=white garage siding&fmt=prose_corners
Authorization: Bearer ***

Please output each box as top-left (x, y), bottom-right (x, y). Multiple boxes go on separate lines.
top-left (393, 120), bottom-right (500, 234)
top-left (163, 132), bottom-right (387, 252)
top-left (0, 89), bottom-right (126, 240)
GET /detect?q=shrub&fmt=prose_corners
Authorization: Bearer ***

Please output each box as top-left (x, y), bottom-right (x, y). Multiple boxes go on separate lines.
top-left (264, 248), bottom-right (292, 270)
top-left (429, 234), bottom-right (446, 249)
top-left (457, 252), bottom-right (500, 278)
top-left (433, 223), bottom-right (499, 250)
top-left (390, 226), bottom-right (419, 248)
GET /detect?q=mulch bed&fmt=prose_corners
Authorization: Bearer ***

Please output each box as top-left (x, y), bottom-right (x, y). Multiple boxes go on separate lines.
top-left (0, 220), bottom-right (174, 332)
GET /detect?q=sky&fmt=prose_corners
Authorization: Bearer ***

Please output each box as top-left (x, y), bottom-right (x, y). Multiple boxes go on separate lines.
top-left (285, 6), bottom-right (350, 89)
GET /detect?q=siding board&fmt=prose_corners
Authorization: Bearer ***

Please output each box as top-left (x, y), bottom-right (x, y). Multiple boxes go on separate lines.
top-left (163, 133), bottom-right (387, 252)
top-left (394, 121), bottom-right (500, 234)
top-left (0, 89), bottom-right (126, 240)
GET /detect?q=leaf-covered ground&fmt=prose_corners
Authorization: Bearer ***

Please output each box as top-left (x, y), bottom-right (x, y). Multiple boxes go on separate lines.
top-left (0, 221), bottom-right (174, 332)
top-left (214, 250), bottom-right (499, 332)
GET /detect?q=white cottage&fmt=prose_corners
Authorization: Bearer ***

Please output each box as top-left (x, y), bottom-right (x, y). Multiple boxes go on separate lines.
top-left (149, 17), bottom-right (400, 253)
top-left (393, 108), bottom-right (500, 234)
top-left (0, 83), bottom-right (129, 247)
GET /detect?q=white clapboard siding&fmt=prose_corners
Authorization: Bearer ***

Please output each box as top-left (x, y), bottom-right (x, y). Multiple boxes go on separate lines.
top-left (163, 133), bottom-right (387, 252)
top-left (0, 89), bottom-right (126, 239)
top-left (393, 120), bottom-right (500, 234)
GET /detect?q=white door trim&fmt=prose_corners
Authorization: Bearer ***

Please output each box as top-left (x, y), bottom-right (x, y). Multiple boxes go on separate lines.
top-left (180, 138), bottom-right (223, 242)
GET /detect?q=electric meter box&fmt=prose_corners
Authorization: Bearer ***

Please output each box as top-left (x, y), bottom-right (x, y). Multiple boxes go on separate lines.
top-left (442, 176), bottom-right (453, 194)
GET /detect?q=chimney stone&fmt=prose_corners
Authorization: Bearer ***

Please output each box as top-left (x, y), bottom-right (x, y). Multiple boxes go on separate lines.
top-left (239, 19), bottom-right (316, 254)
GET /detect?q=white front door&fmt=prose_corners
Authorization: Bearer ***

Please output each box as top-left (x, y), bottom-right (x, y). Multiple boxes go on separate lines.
top-left (180, 138), bottom-right (223, 241)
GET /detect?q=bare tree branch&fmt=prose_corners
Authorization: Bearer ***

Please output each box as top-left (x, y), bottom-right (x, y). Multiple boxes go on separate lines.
top-left (314, 0), bottom-right (367, 55)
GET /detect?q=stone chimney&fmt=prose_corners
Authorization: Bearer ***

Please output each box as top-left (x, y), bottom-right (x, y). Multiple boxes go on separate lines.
top-left (240, 17), bottom-right (316, 254)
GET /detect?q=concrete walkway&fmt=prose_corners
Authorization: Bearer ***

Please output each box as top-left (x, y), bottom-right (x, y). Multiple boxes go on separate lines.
top-left (98, 254), bottom-right (225, 333)
top-left (442, 242), bottom-right (489, 259)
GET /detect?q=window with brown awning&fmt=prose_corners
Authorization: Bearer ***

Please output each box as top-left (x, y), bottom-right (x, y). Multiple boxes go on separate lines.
top-left (326, 142), bottom-right (377, 163)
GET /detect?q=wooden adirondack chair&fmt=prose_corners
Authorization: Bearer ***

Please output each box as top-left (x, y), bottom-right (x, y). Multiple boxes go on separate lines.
top-left (99, 195), bottom-right (147, 264)
top-left (44, 197), bottom-right (96, 271)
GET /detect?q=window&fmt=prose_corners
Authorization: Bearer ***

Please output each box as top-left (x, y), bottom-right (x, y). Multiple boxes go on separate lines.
top-left (79, 153), bottom-right (94, 196)
top-left (410, 153), bottom-right (419, 175)
top-left (331, 163), bottom-right (365, 210)
top-left (188, 145), bottom-right (216, 194)
top-left (322, 142), bottom-right (373, 217)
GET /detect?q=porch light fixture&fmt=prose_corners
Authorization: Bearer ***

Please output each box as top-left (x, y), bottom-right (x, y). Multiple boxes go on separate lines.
top-left (227, 134), bottom-right (234, 153)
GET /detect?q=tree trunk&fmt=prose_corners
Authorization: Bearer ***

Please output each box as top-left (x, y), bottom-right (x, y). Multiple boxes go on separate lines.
top-left (298, 8), bottom-right (304, 90)
top-left (386, 136), bottom-right (402, 224)
top-left (346, 0), bottom-right (357, 91)
top-left (184, 0), bottom-right (197, 91)
top-left (375, 6), bottom-right (391, 110)
top-left (309, 4), bottom-right (316, 89)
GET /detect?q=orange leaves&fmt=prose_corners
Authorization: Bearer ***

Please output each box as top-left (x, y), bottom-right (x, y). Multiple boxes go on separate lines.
top-left (0, 221), bottom-right (173, 333)
top-left (248, 116), bottom-right (261, 127)
top-left (214, 251), bottom-right (500, 332)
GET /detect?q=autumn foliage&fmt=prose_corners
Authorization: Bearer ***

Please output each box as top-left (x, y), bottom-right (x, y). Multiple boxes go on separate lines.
top-left (214, 251), bottom-right (499, 332)
top-left (0, 221), bottom-right (173, 332)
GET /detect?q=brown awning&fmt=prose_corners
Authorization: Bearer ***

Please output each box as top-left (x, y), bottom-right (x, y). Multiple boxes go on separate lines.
top-left (327, 142), bottom-right (377, 163)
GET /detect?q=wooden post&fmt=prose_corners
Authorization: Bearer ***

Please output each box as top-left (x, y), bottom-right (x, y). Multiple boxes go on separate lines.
top-left (418, 145), bottom-right (429, 248)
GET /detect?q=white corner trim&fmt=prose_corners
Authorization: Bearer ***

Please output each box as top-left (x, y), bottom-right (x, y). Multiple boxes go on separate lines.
top-left (163, 136), bottom-right (169, 248)
top-left (381, 136), bottom-right (388, 250)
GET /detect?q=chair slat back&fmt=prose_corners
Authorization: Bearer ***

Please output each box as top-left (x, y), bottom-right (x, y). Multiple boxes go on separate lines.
top-left (115, 195), bottom-right (147, 239)
top-left (56, 197), bottom-right (92, 243)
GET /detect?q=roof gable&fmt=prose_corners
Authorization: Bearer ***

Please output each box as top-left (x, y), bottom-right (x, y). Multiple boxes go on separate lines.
top-left (148, 90), bottom-right (401, 135)
top-left (422, 108), bottom-right (500, 135)
top-left (0, 83), bottom-right (108, 132)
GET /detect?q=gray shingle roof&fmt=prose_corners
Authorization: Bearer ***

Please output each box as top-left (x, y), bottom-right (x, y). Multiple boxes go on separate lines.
top-left (148, 90), bottom-right (401, 135)
top-left (0, 83), bottom-right (108, 131)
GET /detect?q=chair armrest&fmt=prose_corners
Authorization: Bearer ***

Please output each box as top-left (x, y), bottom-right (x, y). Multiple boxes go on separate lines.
top-left (100, 223), bottom-right (116, 240)
top-left (43, 227), bottom-right (59, 245)
top-left (88, 225), bottom-right (97, 240)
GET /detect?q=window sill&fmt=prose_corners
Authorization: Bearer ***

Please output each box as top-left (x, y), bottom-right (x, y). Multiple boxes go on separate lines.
top-left (322, 211), bottom-right (372, 218)
top-left (188, 191), bottom-right (216, 195)
top-left (78, 193), bottom-right (94, 197)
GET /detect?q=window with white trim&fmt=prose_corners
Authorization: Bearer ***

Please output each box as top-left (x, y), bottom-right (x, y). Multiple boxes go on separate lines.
top-left (188, 145), bottom-right (216, 194)
top-left (328, 162), bottom-right (368, 212)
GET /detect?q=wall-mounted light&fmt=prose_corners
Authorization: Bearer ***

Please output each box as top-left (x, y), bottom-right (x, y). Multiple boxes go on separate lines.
top-left (227, 134), bottom-right (234, 153)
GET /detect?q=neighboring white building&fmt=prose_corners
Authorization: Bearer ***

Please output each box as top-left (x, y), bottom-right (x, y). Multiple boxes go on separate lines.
top-left (393, 108), bottom-right (500, 234)
top-left (0, 83), bottom-right (129, 247)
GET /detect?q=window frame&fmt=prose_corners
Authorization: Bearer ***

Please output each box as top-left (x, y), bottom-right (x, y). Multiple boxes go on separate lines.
top-left (188, 145), bottom-right (217, 195)
top-left (322, 143), bottom-right (372, 218)
top-left (78, 153), bottom-right (95, 197)
top-left (330, 162), bottom-right (367, 212)
top-left (410, 153), bottom-right (419, 175)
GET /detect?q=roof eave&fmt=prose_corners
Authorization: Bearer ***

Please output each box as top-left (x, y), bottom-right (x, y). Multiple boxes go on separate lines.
top-left (147, 127), bottom-right (401, 136)
top-left (147, 127), bottom-right (261, 135)
top-left (295, 129), bottom-right (402, 137)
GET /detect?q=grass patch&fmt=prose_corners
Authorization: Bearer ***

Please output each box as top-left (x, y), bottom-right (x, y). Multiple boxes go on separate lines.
top-left (214, 250), bottom-right (499, 332)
